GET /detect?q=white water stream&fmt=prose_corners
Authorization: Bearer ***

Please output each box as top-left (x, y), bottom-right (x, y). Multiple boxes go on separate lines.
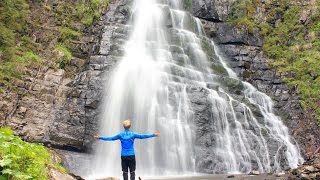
top-left (90, 0), bottom-right (303, 178)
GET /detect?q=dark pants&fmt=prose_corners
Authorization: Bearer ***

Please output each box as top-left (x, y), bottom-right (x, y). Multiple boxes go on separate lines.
top-left (121, 155), bottom-right (136, 180)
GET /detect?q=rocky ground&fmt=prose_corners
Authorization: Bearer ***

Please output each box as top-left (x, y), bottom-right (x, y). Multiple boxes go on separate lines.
top-left (141, 174), bottom-right (288, 180)
top-left (71, 173), bottom-right (289, 180)
top-left (287, 153), bottom-right (320, 180)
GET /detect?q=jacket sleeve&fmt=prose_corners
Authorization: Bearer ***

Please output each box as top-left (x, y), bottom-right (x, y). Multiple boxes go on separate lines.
top-left (134, 133), bottom-right (155, 139)
top-left (99, 134), bottom-right (121, 141)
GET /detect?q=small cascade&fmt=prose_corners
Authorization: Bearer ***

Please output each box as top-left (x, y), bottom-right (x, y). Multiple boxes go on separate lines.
top-left (90, 0), bottom-right (303, 178)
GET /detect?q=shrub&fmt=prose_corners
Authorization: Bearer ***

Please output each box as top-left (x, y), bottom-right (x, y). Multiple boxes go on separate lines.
top-left (55, 44), bottom-right (72, 69)
top-left (0, 128), bottom-right (66, 179)
top-left (58, 27), bottom-right (81, 42)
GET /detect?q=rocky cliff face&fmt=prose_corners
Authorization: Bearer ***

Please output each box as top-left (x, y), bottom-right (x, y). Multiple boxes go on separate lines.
top-left (48, 0), bottom-right (130, 151)
top-left (0, 0), bottom-right (131, 151)
top-left (192, 0), bottom-right (320, 160)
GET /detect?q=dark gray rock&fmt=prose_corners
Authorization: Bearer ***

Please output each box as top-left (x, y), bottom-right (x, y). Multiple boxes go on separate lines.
top-left (60, 150), bottom-right (93, 177)
top-left (212, 23), bottom-right (263, 47)
top-left (192, 0), bottom-right (234, 22)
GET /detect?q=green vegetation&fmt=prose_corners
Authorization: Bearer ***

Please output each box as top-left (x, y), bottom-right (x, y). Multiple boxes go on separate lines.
top-left (58, 27), bottom-right (81, 43)
top-left (211, 64), bottom-right (228, 75)
top-left (228, 0), bottom-right (258, 32)
top-left (52, 0), bottom-right (109, 74)
top-left (55, 0), bottom-right (109, 28)
top-left (55, 44), bottom-right (73, 69)
top-left (0, 128), bottom-right (66, 179)
top-left (0, 0), bottom-right (109, 90)
top-left (228, 0), bottom-right (320, 124)
top-left (183, 0), bottom-right (193, 12)
top-left (0, 0), bottom-right (41, 90)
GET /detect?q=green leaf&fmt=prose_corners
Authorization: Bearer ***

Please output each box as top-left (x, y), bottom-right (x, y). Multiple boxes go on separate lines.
top-left (0, 142), bottom-right (10, 148)
top-left (2, 168), bottom-right (13, 175)
top-left (0, 159), bottom-right (12, 167)
top-left (15, 173), bottom-right (33, 179)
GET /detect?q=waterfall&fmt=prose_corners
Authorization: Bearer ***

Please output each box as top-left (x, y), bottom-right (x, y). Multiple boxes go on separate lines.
top-left (90, 0), bottom-right (303, 178)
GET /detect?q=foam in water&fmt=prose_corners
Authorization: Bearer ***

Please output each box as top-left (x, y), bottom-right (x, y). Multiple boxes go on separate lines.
top-left (90, 0), bottom-right (303, 178)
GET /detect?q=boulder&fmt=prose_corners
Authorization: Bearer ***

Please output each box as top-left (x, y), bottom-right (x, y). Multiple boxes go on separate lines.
top-left (304, 166), bottom-right (315, 173)
top-left (300, 173), bottom-right (310, 180)
top-left (227, 174), bottom-right (235, 178)
top-left (276, 172), bottom-right (286, 177)
top-left (248, 171), bottom-right (260, 175)
top-left (49, 169), bottom-right (76, 180)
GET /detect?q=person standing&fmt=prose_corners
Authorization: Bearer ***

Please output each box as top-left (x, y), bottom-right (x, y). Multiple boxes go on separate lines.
top-left (94, 119), bottom-right (160, 180)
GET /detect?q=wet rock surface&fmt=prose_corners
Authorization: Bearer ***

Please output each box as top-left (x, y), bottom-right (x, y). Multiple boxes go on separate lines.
top-left (193, 0), bottom-right (320, 162)
top-left (186, 83), bottom-right (294, 173)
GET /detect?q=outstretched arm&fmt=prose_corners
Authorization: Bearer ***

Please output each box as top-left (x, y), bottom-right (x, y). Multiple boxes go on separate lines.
top-left (134, 132), bottom-right (160, 139)
top-left (95, 134), bottom-right (120, 141)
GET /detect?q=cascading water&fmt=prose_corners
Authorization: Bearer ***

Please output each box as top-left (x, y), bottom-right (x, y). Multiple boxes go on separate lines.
top-left (91, 0), bottom-right (303, 178)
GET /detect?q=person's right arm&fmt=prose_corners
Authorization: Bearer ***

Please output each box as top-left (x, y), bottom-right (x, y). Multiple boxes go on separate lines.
top-left (134, 132), bottom-right (160, 139)
top-left (95, 134), bottom-right (121, 141)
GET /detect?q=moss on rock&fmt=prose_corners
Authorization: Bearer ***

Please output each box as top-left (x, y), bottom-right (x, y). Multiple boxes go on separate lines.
top-left (211, 63), bottom-right (228, 76)
top-left (228, 0), bottom-right (320, 124)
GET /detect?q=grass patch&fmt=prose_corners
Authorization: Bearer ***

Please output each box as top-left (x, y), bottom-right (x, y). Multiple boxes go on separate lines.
top-left (55, 44), bottom-right (72, 69)
top-left (58, 27), bottom-right (81, 42)
top-left (0, 128), bottom-right (66, 179)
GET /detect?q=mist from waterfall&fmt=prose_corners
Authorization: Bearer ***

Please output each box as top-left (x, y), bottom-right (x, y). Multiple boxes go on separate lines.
top-left (90, 0), bottom-right (303, 178)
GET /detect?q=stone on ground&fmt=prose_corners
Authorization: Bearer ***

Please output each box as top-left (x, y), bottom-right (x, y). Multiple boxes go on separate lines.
top-left (96, 178), bottom-right (119, 180)
top-left (300, 173), bottom-right (310, 180)
top-left (276, 172), bottom-right (286, 177)
top-left (248, 171), bottom-right (260, 175)
top-left (49, 168), bottom-right (76, 180)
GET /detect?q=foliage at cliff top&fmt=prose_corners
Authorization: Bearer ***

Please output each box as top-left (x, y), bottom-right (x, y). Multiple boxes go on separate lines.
top-left (0, 0), bottom-right (109, 91)
top-left (229, 0), bottom-right (320, 124)
top-left (0, 128), bottom-right (66, 179)
top-left (0, 0), bottom-right (40, 91)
